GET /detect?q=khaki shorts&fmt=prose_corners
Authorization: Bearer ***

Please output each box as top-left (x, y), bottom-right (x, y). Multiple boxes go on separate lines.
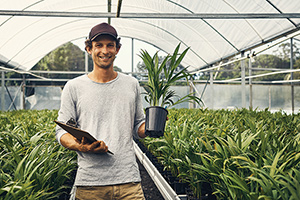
top-left (75, 182), bottom-right (145, 200)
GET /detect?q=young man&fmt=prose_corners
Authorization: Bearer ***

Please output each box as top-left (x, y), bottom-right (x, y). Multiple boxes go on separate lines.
top-left (56, 22), bottom-right (146, 200)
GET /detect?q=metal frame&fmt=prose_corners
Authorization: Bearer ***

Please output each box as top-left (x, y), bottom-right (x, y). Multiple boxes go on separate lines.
top-left (1, 9), bottom-right (299, 72)
top-left (1, 10), bottom-right (300, 19)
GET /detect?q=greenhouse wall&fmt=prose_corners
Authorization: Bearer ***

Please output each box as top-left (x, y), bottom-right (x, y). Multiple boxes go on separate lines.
top-left (198, 84), bottom-right (300, 114)
top-left (1, 84), bottom-right (299, 114)
top-left (2, 86), bottom-right (62, 111)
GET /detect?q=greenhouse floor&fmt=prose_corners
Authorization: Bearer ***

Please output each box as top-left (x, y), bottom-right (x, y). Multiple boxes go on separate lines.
top-left (138, 159), bottom-right (164, 200)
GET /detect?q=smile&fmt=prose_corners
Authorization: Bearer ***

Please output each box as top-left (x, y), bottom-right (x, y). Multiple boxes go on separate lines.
top-left (100, 56), bottom-right (111, 59)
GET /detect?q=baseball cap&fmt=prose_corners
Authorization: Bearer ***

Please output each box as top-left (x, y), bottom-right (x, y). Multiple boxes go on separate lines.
top-left (89, 22), bottom-right (118, 41)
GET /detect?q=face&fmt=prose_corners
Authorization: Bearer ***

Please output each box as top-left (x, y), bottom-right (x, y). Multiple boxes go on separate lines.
top-left (87, 35), bottom-right (120, 69)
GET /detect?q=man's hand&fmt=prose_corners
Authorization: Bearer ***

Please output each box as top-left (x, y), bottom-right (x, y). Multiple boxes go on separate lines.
top-left (77, 137), bottom-right (108, 153)
top-left (60, 133), bottom-right (108, 154)
top-left (137, 122), bottom-right (146, 138)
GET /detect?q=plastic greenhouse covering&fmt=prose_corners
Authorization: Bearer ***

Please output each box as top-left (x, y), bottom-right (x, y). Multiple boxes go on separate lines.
top-left (0, 0), bottom-right (300, 72)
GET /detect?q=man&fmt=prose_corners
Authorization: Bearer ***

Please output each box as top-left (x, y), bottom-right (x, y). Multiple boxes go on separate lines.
top-left (56, 22), bottom-right (146, 200)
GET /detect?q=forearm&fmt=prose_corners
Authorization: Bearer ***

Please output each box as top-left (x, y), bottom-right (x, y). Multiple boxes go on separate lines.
top-left (60, 133), bottom-right (81, 151)
top-left (137, 122), bottom-right (147, 138)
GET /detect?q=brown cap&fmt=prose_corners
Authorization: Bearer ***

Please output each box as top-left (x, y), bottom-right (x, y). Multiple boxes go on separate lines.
top-left (89, 22), bottom-right (118, 41)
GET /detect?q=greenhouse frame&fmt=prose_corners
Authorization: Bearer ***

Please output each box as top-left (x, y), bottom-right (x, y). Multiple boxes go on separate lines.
top-left (1, 0), bottom-right (300, 113)
top-left (1, 1), bottom-right (300, 200)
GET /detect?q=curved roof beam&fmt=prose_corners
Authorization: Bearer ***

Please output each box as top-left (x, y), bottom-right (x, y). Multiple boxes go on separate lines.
top-left (0, 0), bottom-right (45, 27)
top-left (5, 19), bottom-right (86, 69)
top-left (122, 36), bottom-right (166, 54)
top-left (114, 1), bottom-right (208, 64)
top-left (190, 28), bottom-right (300, 73)
top-left (130, 19), bottom-right (209, 65)
top-left (222, 0), bottom-right (263, 41)
top-left (167, 0), bottom-right (239, 52)
top-left (265, 0), bottom-right (297, 27)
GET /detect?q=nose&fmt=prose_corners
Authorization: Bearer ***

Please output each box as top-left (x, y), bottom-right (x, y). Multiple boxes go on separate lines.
top-left (101, 46), bottom-right (109, 54)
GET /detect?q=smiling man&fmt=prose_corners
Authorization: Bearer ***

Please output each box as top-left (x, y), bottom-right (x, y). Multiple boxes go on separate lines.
top-left (56, 22), bottom-right (147, 200)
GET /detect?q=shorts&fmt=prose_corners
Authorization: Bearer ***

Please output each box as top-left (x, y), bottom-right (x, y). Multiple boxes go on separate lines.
top-left (75, 182), bottom-right (145, 200)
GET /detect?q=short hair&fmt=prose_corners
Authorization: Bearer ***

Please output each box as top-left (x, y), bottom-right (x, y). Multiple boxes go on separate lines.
top-left (85, 37), bottom-right (121, 52)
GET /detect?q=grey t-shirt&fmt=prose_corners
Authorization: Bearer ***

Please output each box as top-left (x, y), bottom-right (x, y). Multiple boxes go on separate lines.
top-left (56, 72), bottom-right (145, 186)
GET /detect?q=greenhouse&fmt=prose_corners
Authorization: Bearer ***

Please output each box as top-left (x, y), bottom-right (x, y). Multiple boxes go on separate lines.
top-left (1, 0), bottom-right (300, 200)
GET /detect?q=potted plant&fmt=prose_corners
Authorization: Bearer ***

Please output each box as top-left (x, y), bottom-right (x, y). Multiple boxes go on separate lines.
top-left (139, 43), bottom-right (203, 137)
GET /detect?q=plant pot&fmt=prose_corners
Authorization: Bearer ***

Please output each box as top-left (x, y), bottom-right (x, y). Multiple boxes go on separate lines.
top-left (174, 182), bottom-right (188, 195)
top-left (145, 106), bottom-right (168, 138)
top-left (162, 170), bottom-right (172, 180)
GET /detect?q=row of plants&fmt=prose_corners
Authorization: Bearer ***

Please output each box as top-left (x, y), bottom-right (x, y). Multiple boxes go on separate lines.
top-left (0, 110), bottom-right (76, 200)
top-left (1, 108), bottom-right (300, 199)
top-left (143, 108), bottom-right (300, 199)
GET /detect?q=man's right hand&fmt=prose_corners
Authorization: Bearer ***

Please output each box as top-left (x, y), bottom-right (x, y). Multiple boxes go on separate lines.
top-left (77, 137), bottom-right (108, 153)
top-left (60, 133), bottom-right (108, 154)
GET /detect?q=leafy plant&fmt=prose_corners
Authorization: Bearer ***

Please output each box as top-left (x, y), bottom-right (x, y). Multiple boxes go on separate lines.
top-left (0, 110), bottom-right (77, 200)
top-left (139, 43), bottom-right (203, 108)
top-left (143, 108), bottom-right (300, 199)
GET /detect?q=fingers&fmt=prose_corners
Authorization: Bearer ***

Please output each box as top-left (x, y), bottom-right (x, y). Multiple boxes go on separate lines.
top-left (81, 137), bottom-right (88, 144)
top-left (94, 141), bottom-right (108, 153)
top-left (79, 139), bottom-right (108, 154)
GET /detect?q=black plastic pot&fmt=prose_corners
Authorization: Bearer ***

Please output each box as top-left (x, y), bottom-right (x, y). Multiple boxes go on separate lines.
top-left (173, 182), bottom-right (188, 195)
top-left (145, 106), bottom-right (168, 138)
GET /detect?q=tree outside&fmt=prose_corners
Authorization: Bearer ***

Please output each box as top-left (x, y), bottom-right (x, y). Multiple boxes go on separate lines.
top-left (195, 42), bottom-right (300, 82)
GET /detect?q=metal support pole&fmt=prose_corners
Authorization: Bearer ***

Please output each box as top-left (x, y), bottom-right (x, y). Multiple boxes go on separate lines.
top-left (85, 50), bottom-right (88, 74)
top-left (107, 0), bottom-right (111, 24)
top-left (189, 82), bottom-right (195, 109)
top-left (210, 70), bottom-right (214, 109)
top-left (1, 71), bottom-right (5, 111)
top-left (290, 38), bottom-right (294, 113)
top-left (269, 86), bottom-right (271, 110)
top-left (116, 0), bottom-right (123, 18)
top-left (241, 52), bottom-right (246, 108)
top-left (131, 38), bottom-right (134, 75)
top-left (22, 75), bottom-right (26, 110)
top-left (249, 57), bottom-right (253, 109)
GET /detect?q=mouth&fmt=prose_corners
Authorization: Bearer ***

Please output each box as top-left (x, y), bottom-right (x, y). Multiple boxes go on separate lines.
top-left (100, 55), bottom-right (111, 60)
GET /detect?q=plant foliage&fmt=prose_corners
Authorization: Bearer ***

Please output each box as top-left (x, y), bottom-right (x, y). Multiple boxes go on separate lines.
top-left (139, 43), bottom-right (203, 108)
top-left (0, 110), bottom-right (77, 200)
top-left (143, 108), bottom-right (300, 199)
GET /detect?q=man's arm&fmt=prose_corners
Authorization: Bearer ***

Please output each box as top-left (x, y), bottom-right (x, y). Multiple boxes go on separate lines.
top-left (60, 133), bottom-right (108, 153)
top-left (137, 122), bottom-right (146, 138)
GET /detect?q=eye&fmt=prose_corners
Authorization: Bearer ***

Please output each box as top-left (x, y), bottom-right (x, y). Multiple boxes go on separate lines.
top-left (93, 42), bottom-right (102, 47)
top-left (107, 43), bottom-right (115, 47)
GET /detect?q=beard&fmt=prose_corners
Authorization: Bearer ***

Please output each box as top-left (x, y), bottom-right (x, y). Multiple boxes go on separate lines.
top-left (98, 63), bottom-right (112, 69)
top-left (94, 55), bottom-right (116, 69)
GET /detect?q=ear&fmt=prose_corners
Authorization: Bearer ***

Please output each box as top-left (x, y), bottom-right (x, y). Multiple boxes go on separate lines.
top-left (116, 46), bottom-right (121, 54)
top-left (85, 46), bottom-right (92, 55)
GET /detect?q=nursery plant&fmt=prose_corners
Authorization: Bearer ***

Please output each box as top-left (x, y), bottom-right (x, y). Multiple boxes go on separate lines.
top-left (139, 43), bottom-right (203, 137)
top-left (139, 43), bottom-right (202, 108)
top-left (0, 110), bottom-right (77, 200)
top-left (143, 108), bottom-right (300, 199)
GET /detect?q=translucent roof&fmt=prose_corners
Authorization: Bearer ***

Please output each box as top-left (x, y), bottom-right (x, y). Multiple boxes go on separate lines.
top-left (0, 0), bottom-right (300, 72)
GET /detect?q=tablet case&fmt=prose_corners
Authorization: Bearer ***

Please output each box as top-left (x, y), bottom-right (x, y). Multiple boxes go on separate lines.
top-left (54, 120), bottom-right (113, 155)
